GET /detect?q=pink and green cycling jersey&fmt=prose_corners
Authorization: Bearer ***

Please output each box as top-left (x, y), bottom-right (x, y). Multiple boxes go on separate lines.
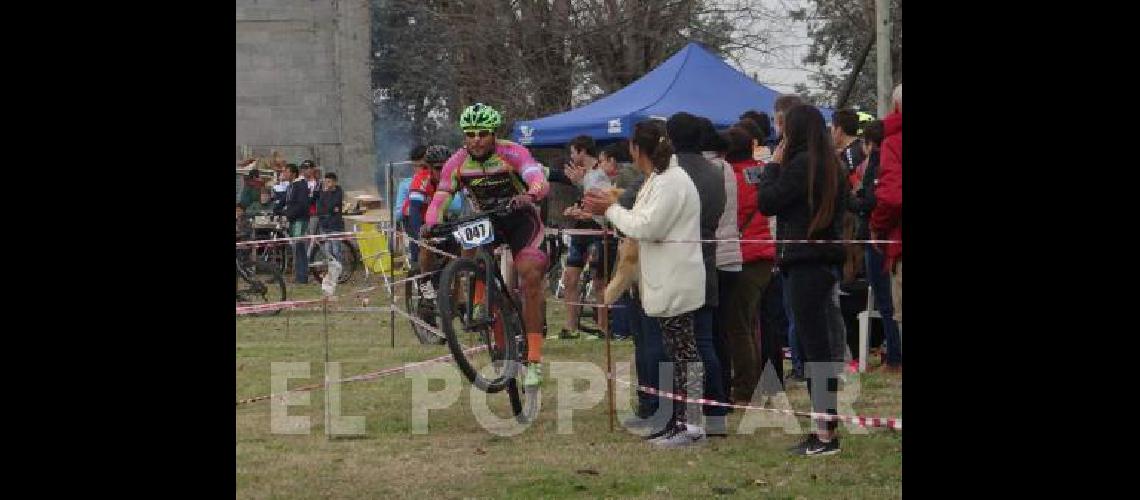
top-left (424, 140), bottom-right (549, 225)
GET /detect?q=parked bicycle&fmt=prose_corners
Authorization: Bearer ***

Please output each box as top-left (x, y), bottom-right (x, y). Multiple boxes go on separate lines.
top-left (236, 248), bottom-right (287, 316)
top-left (246, 210), bottom-right (361, 285)
top-left (248, 212), bottom-right (290, 275)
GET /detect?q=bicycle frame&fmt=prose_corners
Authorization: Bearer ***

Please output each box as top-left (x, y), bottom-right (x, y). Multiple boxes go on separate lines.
top-left (429, 204), bottom-right (525, 347)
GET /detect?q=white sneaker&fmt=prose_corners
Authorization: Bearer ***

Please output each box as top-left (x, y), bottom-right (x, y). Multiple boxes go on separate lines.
top-left (650, 423), bottom-right (706, 448)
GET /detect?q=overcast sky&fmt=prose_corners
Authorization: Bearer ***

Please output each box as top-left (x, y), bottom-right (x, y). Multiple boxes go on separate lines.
top-left (722, 0), bottom-right (843, 94)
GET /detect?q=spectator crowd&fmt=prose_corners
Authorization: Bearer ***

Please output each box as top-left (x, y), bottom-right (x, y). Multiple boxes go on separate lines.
top-left (563, 85), bottom-right (904, 453)
top-left (236, 157), bottom-right (345, 286)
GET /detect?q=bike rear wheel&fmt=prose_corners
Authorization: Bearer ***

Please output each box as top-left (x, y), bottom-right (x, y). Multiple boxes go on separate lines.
top-left (257, 243), bottom-right (289, 276)
top-left (404, 270), bottom-right (446, 345)
top-left (437, 256), bottom-right (520, 393)
top-left (333, 241), bottom-right (360, 284)
top-left (237, 261), bottom-right (287, 316)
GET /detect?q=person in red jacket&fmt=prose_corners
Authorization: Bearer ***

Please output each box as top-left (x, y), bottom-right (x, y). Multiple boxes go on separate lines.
top-left (721, 125), bottom-right (778, 404)
top-left (870, 84), bottom-right (903, 341)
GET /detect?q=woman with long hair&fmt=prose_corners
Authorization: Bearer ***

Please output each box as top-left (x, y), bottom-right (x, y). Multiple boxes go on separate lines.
top-left (757, 104), bottom-right (850, 456)
top-left (583, 119), bottom-right (707, 448)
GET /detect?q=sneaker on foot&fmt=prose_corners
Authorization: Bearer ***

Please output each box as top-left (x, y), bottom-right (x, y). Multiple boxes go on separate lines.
top-left (651, 423), bottom-right (706, 448)
top-left (643, 420), bottom-right (675, 441)
top-left (524, 363), bottom-right (542, 386)
top-left (557, 329), bottom-right (579, 340)
top-left (789, 433), bottom-right (840, 456)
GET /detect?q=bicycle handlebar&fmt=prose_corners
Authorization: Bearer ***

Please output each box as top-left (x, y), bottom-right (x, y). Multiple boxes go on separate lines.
top-left (425, 201), bottom-right (516, 239)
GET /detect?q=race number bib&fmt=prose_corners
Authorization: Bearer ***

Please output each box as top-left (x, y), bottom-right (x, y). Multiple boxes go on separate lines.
top-left (453, 218), bottom-right (495, 249)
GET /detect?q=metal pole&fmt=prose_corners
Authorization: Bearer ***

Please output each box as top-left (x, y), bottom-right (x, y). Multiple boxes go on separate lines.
top-left (603, 227), bottom-right (614, 432)
top-left (875, 0), bottom-right (894, 117)
top-left (388, 161), bottom-right (396, 349)
top-left (322, 298), bottom-right (331, 440)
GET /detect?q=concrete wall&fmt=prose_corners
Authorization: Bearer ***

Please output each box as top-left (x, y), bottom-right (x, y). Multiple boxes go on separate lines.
top-left (236, 0), bottom-right (374, 190)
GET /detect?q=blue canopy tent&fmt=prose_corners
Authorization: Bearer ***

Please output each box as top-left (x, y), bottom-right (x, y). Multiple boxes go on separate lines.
top-left (512, 42), bottom-right (832, 147)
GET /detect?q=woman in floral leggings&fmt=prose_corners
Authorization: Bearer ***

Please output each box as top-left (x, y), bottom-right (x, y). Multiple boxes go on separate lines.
top-left (584, 119), bottom-right (708, 448)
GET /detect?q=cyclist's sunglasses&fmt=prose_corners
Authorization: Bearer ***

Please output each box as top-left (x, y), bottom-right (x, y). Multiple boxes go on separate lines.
top-left (429, 162), bottom-right (443, 170)
top-left (464, 129), bottom-right (493, 139)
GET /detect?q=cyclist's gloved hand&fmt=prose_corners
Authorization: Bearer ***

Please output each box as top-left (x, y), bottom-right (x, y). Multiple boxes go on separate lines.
top-left (510, 193), bottom-right (536, 210)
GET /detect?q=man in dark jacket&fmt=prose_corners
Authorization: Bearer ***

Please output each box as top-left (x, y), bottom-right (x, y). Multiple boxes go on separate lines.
top-left (667, 112), bottom-right (728, 432)
top-left (317, 171), bottom-right (345, 262)
top-left (283, 164), bottom-right (311, 284)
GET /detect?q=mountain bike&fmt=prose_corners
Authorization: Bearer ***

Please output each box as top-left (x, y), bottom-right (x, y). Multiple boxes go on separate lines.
top-left (401, 228), bottom-right (452, 346)
top-left (425, 201), bottom-right (540, 423)
top-left (307, 234), bottom-right (361, 285)
top-left (542, 228), bottom-right (565, 297)
top-left (553, 240), bottom-right (599, 324)
top-left (248, 212), bottom-right (290, 275)
top-left (236, 249), bottom-right (287, 316)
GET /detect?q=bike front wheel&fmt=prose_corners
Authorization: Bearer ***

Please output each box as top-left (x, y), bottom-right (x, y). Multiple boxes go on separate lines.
top-left (437, 256), bottom-right (520, 393)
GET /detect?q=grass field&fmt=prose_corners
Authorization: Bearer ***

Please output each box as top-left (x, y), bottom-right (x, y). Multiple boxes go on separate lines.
top-left (236, 281), bottom-right (902, 499)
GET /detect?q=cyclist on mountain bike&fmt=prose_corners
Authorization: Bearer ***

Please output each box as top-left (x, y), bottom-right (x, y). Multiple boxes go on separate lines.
top-left (420, 103), bottom-right (550, 386)
top-left (404, 145), bottom-right (452, 271)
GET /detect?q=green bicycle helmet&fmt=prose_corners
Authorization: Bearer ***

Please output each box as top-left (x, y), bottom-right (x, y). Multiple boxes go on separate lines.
top-left (459, 103), bottom-right (502, 131)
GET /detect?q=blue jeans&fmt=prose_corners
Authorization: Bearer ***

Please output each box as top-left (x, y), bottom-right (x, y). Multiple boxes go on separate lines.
top-left (693, 305), bottom-right (728, 416)
top-left (865, 246), bottom-right (902, 364)
top-left (290, 219), bottom-right (309, 284)
top-left (611, 292), bottom-right (631, 337)
top-left (826, 266), bottom-right (849, 363)
top-left (780, 270), bottom-right (803, 374)
top-left (628, 294), bottom-right (666, 416)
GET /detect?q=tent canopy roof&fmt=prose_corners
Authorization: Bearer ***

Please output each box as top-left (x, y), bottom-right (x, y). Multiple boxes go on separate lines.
top-left (512, 42), bottom-right (832, 147)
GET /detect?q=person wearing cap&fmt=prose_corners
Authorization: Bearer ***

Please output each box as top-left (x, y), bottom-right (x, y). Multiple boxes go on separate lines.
top-left (239, 169), bottom-right (264, 210)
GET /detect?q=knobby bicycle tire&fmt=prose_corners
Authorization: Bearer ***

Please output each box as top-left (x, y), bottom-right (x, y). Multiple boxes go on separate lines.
top-left (437, 256), bottom-right (519, 393)
top-left (404, 273), bottom-right (446, 345)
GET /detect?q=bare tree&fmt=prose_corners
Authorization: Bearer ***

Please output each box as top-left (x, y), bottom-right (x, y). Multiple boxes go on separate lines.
top-left (371, 0), bottom-right (778, 146)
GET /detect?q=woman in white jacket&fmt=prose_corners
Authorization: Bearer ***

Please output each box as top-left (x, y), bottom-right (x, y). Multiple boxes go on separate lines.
top-left (583, 120), bottom-right (706, 448)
